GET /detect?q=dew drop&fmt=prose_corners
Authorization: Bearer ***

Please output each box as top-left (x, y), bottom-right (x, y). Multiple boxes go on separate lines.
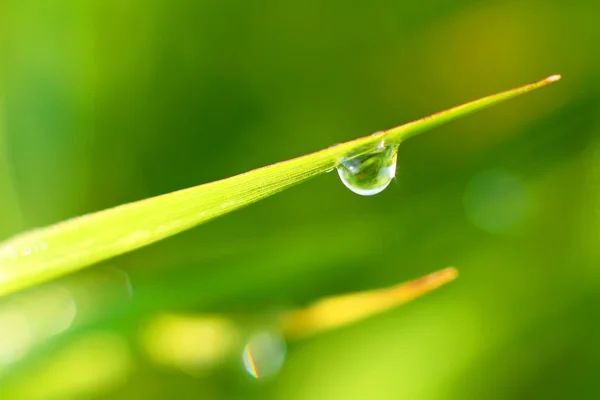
top-left (336, 144), bottom-right (399, 196)
top-left (242, 331), bottom-right (286, 380)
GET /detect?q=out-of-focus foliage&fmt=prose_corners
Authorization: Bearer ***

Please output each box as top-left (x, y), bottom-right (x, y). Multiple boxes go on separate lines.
top-left (0, 0), bottom-right (598, 399)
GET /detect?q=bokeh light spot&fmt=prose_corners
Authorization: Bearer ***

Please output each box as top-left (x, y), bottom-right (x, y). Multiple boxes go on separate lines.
top-left (0, 310), bottom-right (32, 367)
top-left (16, 332), bottom-right (132, 400)
top-left (242, 331), bottom-right (286, 380)
top-left (0, 286), bottom-right (77, 370)
top-left (142, 314), bottom-right (238, 375)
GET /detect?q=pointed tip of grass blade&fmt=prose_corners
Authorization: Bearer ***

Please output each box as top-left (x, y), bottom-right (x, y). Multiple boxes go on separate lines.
top-left (545, 74), bottom-right (562, 83)
top-left (384, 74), bottom-right (563, 142)
top-left (280, 267), bottom-right (458, 339)
top-left (404, 266), bottom-right (459, 293)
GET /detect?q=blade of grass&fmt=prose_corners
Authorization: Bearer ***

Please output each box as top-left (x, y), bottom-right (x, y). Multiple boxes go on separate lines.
top-left (0, 75), bottom-right (561, 296)
top-left (280, 267), bottom-right (458, 339)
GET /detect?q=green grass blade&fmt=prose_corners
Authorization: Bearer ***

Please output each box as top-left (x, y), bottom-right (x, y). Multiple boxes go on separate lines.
top-left (0, 75), bottom-right (561, 295)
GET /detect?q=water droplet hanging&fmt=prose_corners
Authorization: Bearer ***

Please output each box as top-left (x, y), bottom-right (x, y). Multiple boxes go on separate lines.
top-left (336, 144), bottom-right (398, 196)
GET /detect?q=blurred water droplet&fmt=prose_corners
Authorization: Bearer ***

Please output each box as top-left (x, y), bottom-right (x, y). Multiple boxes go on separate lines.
top-left (242, 331), bottom-right (286, 379)
top-left (337, 144), bottom-right (398, 196)
top-left (464, 169), bottom-right (529, 233)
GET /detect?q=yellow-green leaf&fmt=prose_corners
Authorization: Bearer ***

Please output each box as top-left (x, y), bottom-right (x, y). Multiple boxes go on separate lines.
top-left (0, 75), bottom-right (561, 296)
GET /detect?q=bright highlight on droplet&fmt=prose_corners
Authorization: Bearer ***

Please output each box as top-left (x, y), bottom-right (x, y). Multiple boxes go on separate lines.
top-left (244, 344), bottom-right (260, 378)
top-left (337, 144), bottom-right (399, 196)
top-left (242, 331), bottom-right (286, 379)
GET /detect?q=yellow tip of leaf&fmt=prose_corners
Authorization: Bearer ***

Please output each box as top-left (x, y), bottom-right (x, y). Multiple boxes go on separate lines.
top-left (545, 74), bottom-right (562, 83)
top-left (280, 267), bottom-right (458, 339)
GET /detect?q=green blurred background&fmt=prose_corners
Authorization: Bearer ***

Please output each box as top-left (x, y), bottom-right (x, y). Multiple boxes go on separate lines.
top-left (1, 0), bottom-right (599, 398)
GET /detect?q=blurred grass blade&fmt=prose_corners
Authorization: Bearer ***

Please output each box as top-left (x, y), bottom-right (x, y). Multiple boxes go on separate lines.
top-left (280, 267), bottom-right (459, 339)
top-left (0, 75), bottom-right (560, 295)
